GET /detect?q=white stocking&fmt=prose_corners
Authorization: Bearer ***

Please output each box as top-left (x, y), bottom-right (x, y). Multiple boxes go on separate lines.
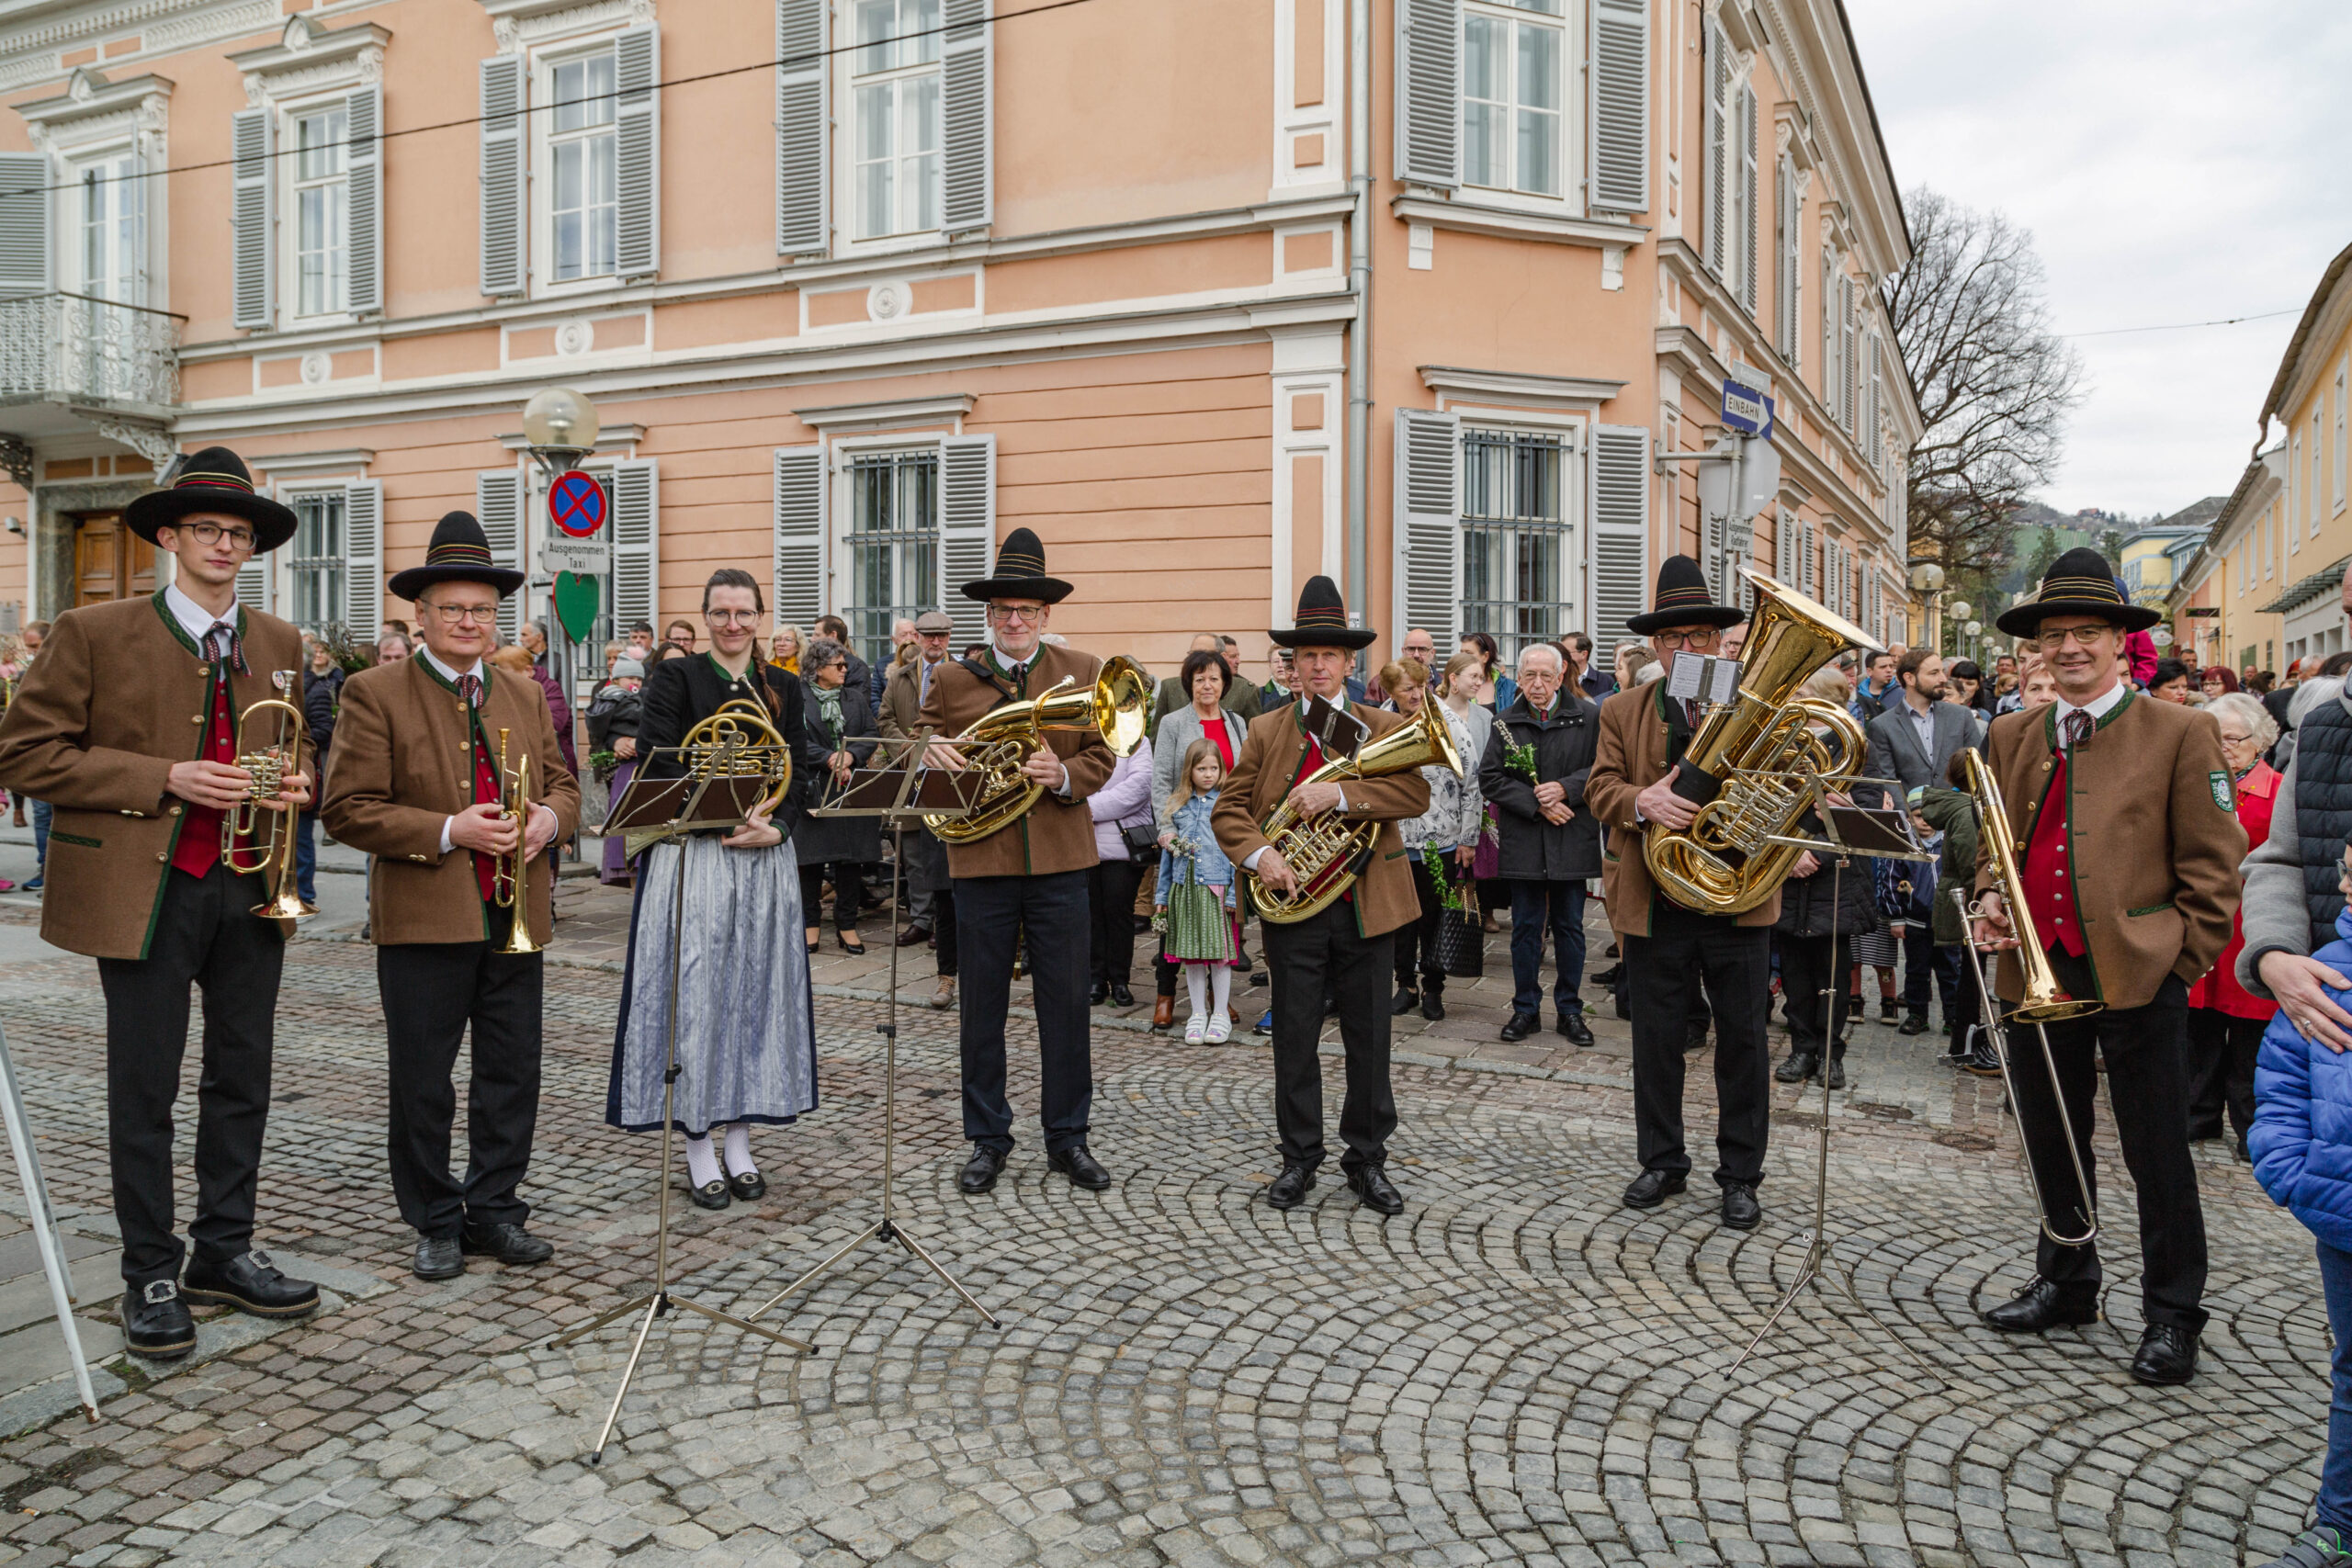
top-left (684, 1133), bottom-right (722, 1189)
top-left (724, 1123), bottom-right (755, 1177)
top-left (1185, 964), bottom-right (1209, 1019)
top-left (1211, 964), bottom-right (1232, 1015)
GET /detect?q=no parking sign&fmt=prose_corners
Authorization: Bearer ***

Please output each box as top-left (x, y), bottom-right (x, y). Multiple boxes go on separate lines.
top-left (549, 469), bottom-right (608, 537)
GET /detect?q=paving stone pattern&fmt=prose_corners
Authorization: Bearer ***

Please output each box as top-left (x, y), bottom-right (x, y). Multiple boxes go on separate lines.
top-left (0, 894), bottom-right (2326, 1566)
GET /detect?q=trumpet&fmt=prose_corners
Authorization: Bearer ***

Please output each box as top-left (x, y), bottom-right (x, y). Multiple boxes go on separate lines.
top-left (492, 727), bottom-right (543, 955)
top-left (1953, 746), bottom-right (2099, 1247)
top-left (222, 677), bottom-right (311, 920)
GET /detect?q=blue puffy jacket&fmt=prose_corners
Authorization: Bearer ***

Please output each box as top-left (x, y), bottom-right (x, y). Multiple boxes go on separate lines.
top-left (2252, 905), bottom-right (2352, 1251)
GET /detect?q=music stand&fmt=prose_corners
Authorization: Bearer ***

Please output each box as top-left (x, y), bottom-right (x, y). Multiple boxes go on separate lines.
top-left (0, 1022), bottom-right (97, 1423)
top-left (548, 744), bottom-right (816, 1464)
top-left (746, 731), bottom-right (1001, 1330)
top-left (1724, 773), bottom-right (1940, 1382)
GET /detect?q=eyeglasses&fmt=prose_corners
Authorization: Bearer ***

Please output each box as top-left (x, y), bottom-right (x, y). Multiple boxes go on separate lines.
top-left (988, 604), bottom-right (1046, 624)
top-left (2033, 626), bottom-right (2114, 650)
top-left (1652, 630), bottom-right (1720, 650)
top-left (170, 521), bottom-right (257, 552)
top-left (706, 610), bottom-right (759, 626)
top-left (2218, 730), bottom-right (2256, 747)
top-left (418, 602), bottom-right (500, 626)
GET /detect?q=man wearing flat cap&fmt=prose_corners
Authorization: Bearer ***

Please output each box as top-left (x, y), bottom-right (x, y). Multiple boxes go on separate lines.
top-left (0, 446), bottom-right (322, 1360)
top-left (322, 511), bottom-right (580, 1282)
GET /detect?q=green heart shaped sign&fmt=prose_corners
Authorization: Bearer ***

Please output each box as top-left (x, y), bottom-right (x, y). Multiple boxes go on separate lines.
top-left (553, 571), bottom-right (600, 644)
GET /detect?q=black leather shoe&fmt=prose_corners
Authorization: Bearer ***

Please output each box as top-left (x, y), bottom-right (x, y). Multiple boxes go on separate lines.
top-left (959, 1145), bottom-right (1007, 1193)
top-left (1347, 1165), bottom-right (1405, 1214)
top-left (460, 1223), bottom-right (555, 1266)
top-left (1981, 1276), bottom-right (2099, 1333)
top-left (1721, 1182), bottom-right (1761, 1231)
top-left (1961, 1039), bottom-right (2005, 1077)
top-left (689, 1178), bottom-right (731, 1211)
top-left (182, 1250), bottom-right (321, 1317)
top-left (1089, 981), bottom-right (1109, 1006)
top-left (1499, 1010), bottom-right (1540, 1042)
top-left (1558, 1011), bottom-right (1594, 1047)
top-left (1267, 1164), bottom-right (1316, 1210)
top-left (1622, 1168), bottom-right (1688, 1209)
top-left (1775, 1051), bottom-right (1818, 1084)
top-left (412, 1235), bottom-right (463, 1281)
top-left (2131, 1324), bottom-right (2199, 1386)
top-left (727, 1165), bottom-right (767, 1201)
top-left (1109, 981), bottom-right (1135, 1008)
top-left (1898, 1011), bottom-right (1929, 1035)
top-left (1049, 1145), bottom-right (1114, 1190)
top-left (1420, 991), bottom-right (1444, 1021)
top-left (122, 1280), bottom-right (196, 1359)
top-left (1391, 987), bottom-right (1419, 1015)
top-left (1825, 1059), bottom-right (1847, 1090)
top-left (897, 922), bottom-right (932, 947)
top-left (1590, 963), bottom-right (1623, 987)
top-left (1879, 998), bottom-right (1899, 1023)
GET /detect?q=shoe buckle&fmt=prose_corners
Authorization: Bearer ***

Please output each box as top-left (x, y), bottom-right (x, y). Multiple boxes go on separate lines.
top-left (142, 1279), bottom-right (178, 1304)
top-left (246, 1250), bottom-right (271, 1270)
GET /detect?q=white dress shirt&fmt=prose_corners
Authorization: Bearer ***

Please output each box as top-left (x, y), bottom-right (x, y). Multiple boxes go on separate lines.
top-left (164, 581), bottom-right (238, 648)
top-left (421, 647), bottom-right (492, 856)
top-left (2052, 677), bottom-right (2127, 748)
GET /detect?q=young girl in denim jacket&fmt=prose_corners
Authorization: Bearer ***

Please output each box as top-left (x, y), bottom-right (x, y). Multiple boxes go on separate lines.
top-left (1158, 739), bottom-right (1238, 1043)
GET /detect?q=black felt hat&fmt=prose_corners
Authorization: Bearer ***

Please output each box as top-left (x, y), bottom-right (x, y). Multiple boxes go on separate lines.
top-left (124, 446), bottom-right (299, 551)
top-left (960, 527), bottom-right (1073, 603)
top-left (1268, 574), bottom-right (1377, 651)
top-left (1994, 547), bottom-right (2159, 636)
top-left (386, 512), bottom-right (526, 602)
top-left (1625, 554), bottom-right (1746, 634)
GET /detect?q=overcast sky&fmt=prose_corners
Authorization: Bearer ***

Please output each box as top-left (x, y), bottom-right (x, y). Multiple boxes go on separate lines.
top-left (1842, 0), bottom-right (2352, 521)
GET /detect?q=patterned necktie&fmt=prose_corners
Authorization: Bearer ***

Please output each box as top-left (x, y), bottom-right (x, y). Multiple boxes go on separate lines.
top-left (2061, 708), bottom-right (2092, 750)
top-left (202, 622), bottom-right (246, 676)
top-left (456, 673), bottom-right (483, 711)
top-left (1682, 698), bottom-right (1702, 729)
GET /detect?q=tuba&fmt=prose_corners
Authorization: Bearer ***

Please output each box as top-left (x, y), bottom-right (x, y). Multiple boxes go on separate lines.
top-left (223, 675), bottom-right (311, 920)
top-left (926, 657), bottom-right (1151, 843)
top-left (1250, 696), bottom-right (1460, 924)
top-left (1643, 569), bottom-right (1877, 915)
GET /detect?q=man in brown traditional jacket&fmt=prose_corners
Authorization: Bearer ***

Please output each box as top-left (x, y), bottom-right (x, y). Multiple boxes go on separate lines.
top-left (322, 513), bottom-right (580, 1282)
top-left (1213, 577), bottom-right (1430, 1214)
top-left (918, 530), bottom-right (1116, 1194)
top-left (1968, 547), bottom-right (2244, 1386)
top-left (0, 448), bottom-right (321, 1359)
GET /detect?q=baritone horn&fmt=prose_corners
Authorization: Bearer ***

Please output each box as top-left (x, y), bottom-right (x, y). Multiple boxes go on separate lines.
top-left (1952, 746), bottom-right (2100, 1247)
top-left (925, 657), bottom-right (1151, 843)
top-left (222, 674), bottom-right (311, 920)
top-left (492, 727), bottom-right (543, 955)
top-left (1249, 696), bottom-right (1461, 924)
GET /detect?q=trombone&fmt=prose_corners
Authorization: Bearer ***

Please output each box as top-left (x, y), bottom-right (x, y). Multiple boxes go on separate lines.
top-left (492, 727), bottom-right (544, 955)
top-left (223, 675), bottom-right (310, 921)
top-left (1953, 747), bottom-right (2099, 1247)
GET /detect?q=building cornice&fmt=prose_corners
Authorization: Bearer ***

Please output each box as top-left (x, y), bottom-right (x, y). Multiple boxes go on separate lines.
top-left (228, 16), bottom-right (386, 100)
top-left (1751, 0), bottom-right (1909, 276)
top-left (791, 395), bottom-right (973, 433)
top-left (0, 0), bottom-right (277, 94)
top-left (1388, 193), bottom-right (1647, 254)
top-left (1419, 366), bottom-right (1626, 412)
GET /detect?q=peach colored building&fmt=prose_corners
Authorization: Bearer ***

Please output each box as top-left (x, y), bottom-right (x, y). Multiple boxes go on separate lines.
top-left (0, 0), bottom-right (1917, 682)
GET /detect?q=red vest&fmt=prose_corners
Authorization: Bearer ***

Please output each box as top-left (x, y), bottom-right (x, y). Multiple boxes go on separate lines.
top-left (467, 715), bottom-right (501, 905)
top-left (170, 666), bottom-right (250, 879)
top-left (2018, 748), bottom-right (2086, 958)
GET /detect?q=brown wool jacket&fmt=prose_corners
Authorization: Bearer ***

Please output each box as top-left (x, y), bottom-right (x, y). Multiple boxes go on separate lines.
top-left (915, 642), bottom-right (1115, 878)
top-left (1584, 679), bottom-right (1782, 937)
top-left (321, 655), bottom-right (582, 947)
top-left (0, 594), bottom-right (311, 960)
top-left (1210, 699), bottom-right (1431, 940)
top-left (1972, 687), bottom-right (2244, 1011)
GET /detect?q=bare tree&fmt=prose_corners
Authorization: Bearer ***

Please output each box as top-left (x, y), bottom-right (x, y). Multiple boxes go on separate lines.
top-left (1883, 188), bottom-right (2083, 572)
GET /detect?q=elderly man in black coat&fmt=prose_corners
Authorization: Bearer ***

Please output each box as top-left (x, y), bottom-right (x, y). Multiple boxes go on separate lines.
top-left (1479, 643), bottom-right (1601, 1046)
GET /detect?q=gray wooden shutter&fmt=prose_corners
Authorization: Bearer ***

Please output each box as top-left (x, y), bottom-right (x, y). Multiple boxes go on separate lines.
top-left (611, 459), bottom-right (659, 634)
top-left (477, 469), bottom-right (525, 642)
top-left (232, 107), bottom-right (274, 328)
top-left (941, 0), bottom-right (991, 234)
top-left (344, 479), bottom-right (381, 640)
top-left (1774, 507), bottom-right (1798, 586)
top-left (1736, 86), bottom-right (1758, 313)
top-left (1395, 0), bottom-right (1461, 190)
top-left (940, 436), bottom-right (996, 649)
top-left (1587, 0), bottom-right (1647, 213)
top-left (235, 555), bottom-right (273, 613)
top-left (0, 153), bottom-right (51, 297)
top-left (345, 86), bottom-right (383, 315)
top-left (1589, 425), bottom-right (1650, 668)
top-left (1702, 24), bottom-right (1725, 276)
top-left (480, 56), bottom-right (526, 297)
top-left (1801, 517), bottom-right (1818, 600)
top-left (1396, 409), bottom-right (1461, 655)
top-left (1839, 276), bottom-right (1858, 432)
top-left (775, 0), bottom-right (827, 255)
top-left (614, 26), bottom-right (660, 278)
top-left (1820, 250), bottom-right (1835, 402)
top-left (772, 445), bottom-right (827, 632)
top-left (1776, 162), bottom-right (1797, 365)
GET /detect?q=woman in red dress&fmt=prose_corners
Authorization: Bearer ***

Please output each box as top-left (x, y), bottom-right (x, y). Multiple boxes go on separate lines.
top-left (2187, 690), bottom-right (2280, 1160)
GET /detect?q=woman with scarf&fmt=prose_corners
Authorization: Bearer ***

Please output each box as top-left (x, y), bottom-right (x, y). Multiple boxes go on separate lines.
top-left (792, 636), bottom-right (881, 956)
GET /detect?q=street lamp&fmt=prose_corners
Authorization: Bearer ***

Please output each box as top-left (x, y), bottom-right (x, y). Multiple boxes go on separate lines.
top-left (1909, 562), bottom-right (1947, 649)
top-left (521, 385), bottom-right (600, 480)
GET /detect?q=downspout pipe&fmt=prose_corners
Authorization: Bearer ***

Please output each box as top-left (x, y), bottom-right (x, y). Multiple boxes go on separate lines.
top-left (1345, 0), bottom-right (1371, 637)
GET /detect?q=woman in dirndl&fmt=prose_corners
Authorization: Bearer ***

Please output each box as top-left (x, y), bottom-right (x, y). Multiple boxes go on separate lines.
top-left (1157, 739), bottom-right (1240, 1043)
top-left (606, 568), bottom-right (821, 1211)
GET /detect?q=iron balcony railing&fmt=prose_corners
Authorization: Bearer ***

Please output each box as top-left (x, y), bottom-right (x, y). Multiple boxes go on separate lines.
top-left (0, 291), bottom-right (183, 409)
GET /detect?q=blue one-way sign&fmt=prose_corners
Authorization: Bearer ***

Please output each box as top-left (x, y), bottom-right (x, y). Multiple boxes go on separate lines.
top-left (1721, 376), bottom-right (1775, 440)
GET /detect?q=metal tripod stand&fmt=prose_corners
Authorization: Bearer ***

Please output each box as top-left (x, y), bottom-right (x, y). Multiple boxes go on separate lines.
top-left (747, 736), bottom-right (999, 1329)
top-left (0, 1022), bottom-right (97, 1422)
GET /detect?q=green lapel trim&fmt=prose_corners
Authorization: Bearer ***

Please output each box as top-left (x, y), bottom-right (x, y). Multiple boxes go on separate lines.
top-left (151, 591), bottom-right (199, 656)
top-left (2041, 685), bottom-right (2136, 749)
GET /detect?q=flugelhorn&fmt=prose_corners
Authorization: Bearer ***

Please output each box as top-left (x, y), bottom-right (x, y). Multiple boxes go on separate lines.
top-left (492, 727), bottom-right (543, 955)
top-left (1953, 746), bottom-right (2100, 1247)
top-left (1250, 696), bottom-right (1460, 924)
top-left (223, 674), bottom-right (311, 920)
top-left (925, 657), bottom-right (1151, 843)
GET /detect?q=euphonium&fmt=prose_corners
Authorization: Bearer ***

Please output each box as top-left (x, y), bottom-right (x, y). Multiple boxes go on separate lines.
top-left (1249, 696), bottom-right (1461, 924)
top-left (223, 676), bottom-right (311, 920)
top-left (926, 656), bottom-right (1151, 843)
top-left (492, 727), bottom-right (543, 955)
top-left (1642, 569), bottom-right (1878, 916)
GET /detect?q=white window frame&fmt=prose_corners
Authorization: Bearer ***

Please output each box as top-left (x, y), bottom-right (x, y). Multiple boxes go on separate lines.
top-left (831, 434), bottom-right (945, 667)
top-left (274, 482), bottom-right (349, 633)
top-left (837, 0), bottom-right (945, 253)
top-left (278, 93), bottom-right (350, 323)
top-left (2315, 408), bottom-right (2326, 536)
top-left (531, 36), bottom-right (622, 295)
top-left (1452, 411), bottom-right (1587, 660)
top-left (1459, 0), bottom-right (1580, 214)
top-left (62, 142), bottom-right (145, 308)
top-left (2336, 362), bottom-right (2348, 516)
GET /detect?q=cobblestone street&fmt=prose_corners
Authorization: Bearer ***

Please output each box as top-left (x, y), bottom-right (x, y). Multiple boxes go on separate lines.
top-left (0, 876), bottom-right (2325, 1567)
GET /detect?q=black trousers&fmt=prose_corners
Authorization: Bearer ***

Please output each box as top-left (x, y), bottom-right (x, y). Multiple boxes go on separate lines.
top-left (379, 942), bottom-right (544, 1238)
top-left (798, 861), bottom-right (866, 932)
top-left (1395, 860), bottom-right (1447, 993)
top-left (97, 863), bottom-right (284, 1289)
top-left (956, 871), bottom-right (1091, 1154)
top-left (2006, 951), bottom-right (2207, 1333)
top-left (1263, 901), bottom-right (1396, 1173)
top-left (2186, 1005), bottom-right (2263, 1141)
top-left (1625, 899), bottom-right (1772, 1188)
top-left (932, 883), bottom-right (958, 978)
top-left (1777, 932), bottom-right (1855, 1061)
top-left (1088, 855), bottom-right (1146, 985)
top-left (1900, 922), bottom-right (1949, 1014)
